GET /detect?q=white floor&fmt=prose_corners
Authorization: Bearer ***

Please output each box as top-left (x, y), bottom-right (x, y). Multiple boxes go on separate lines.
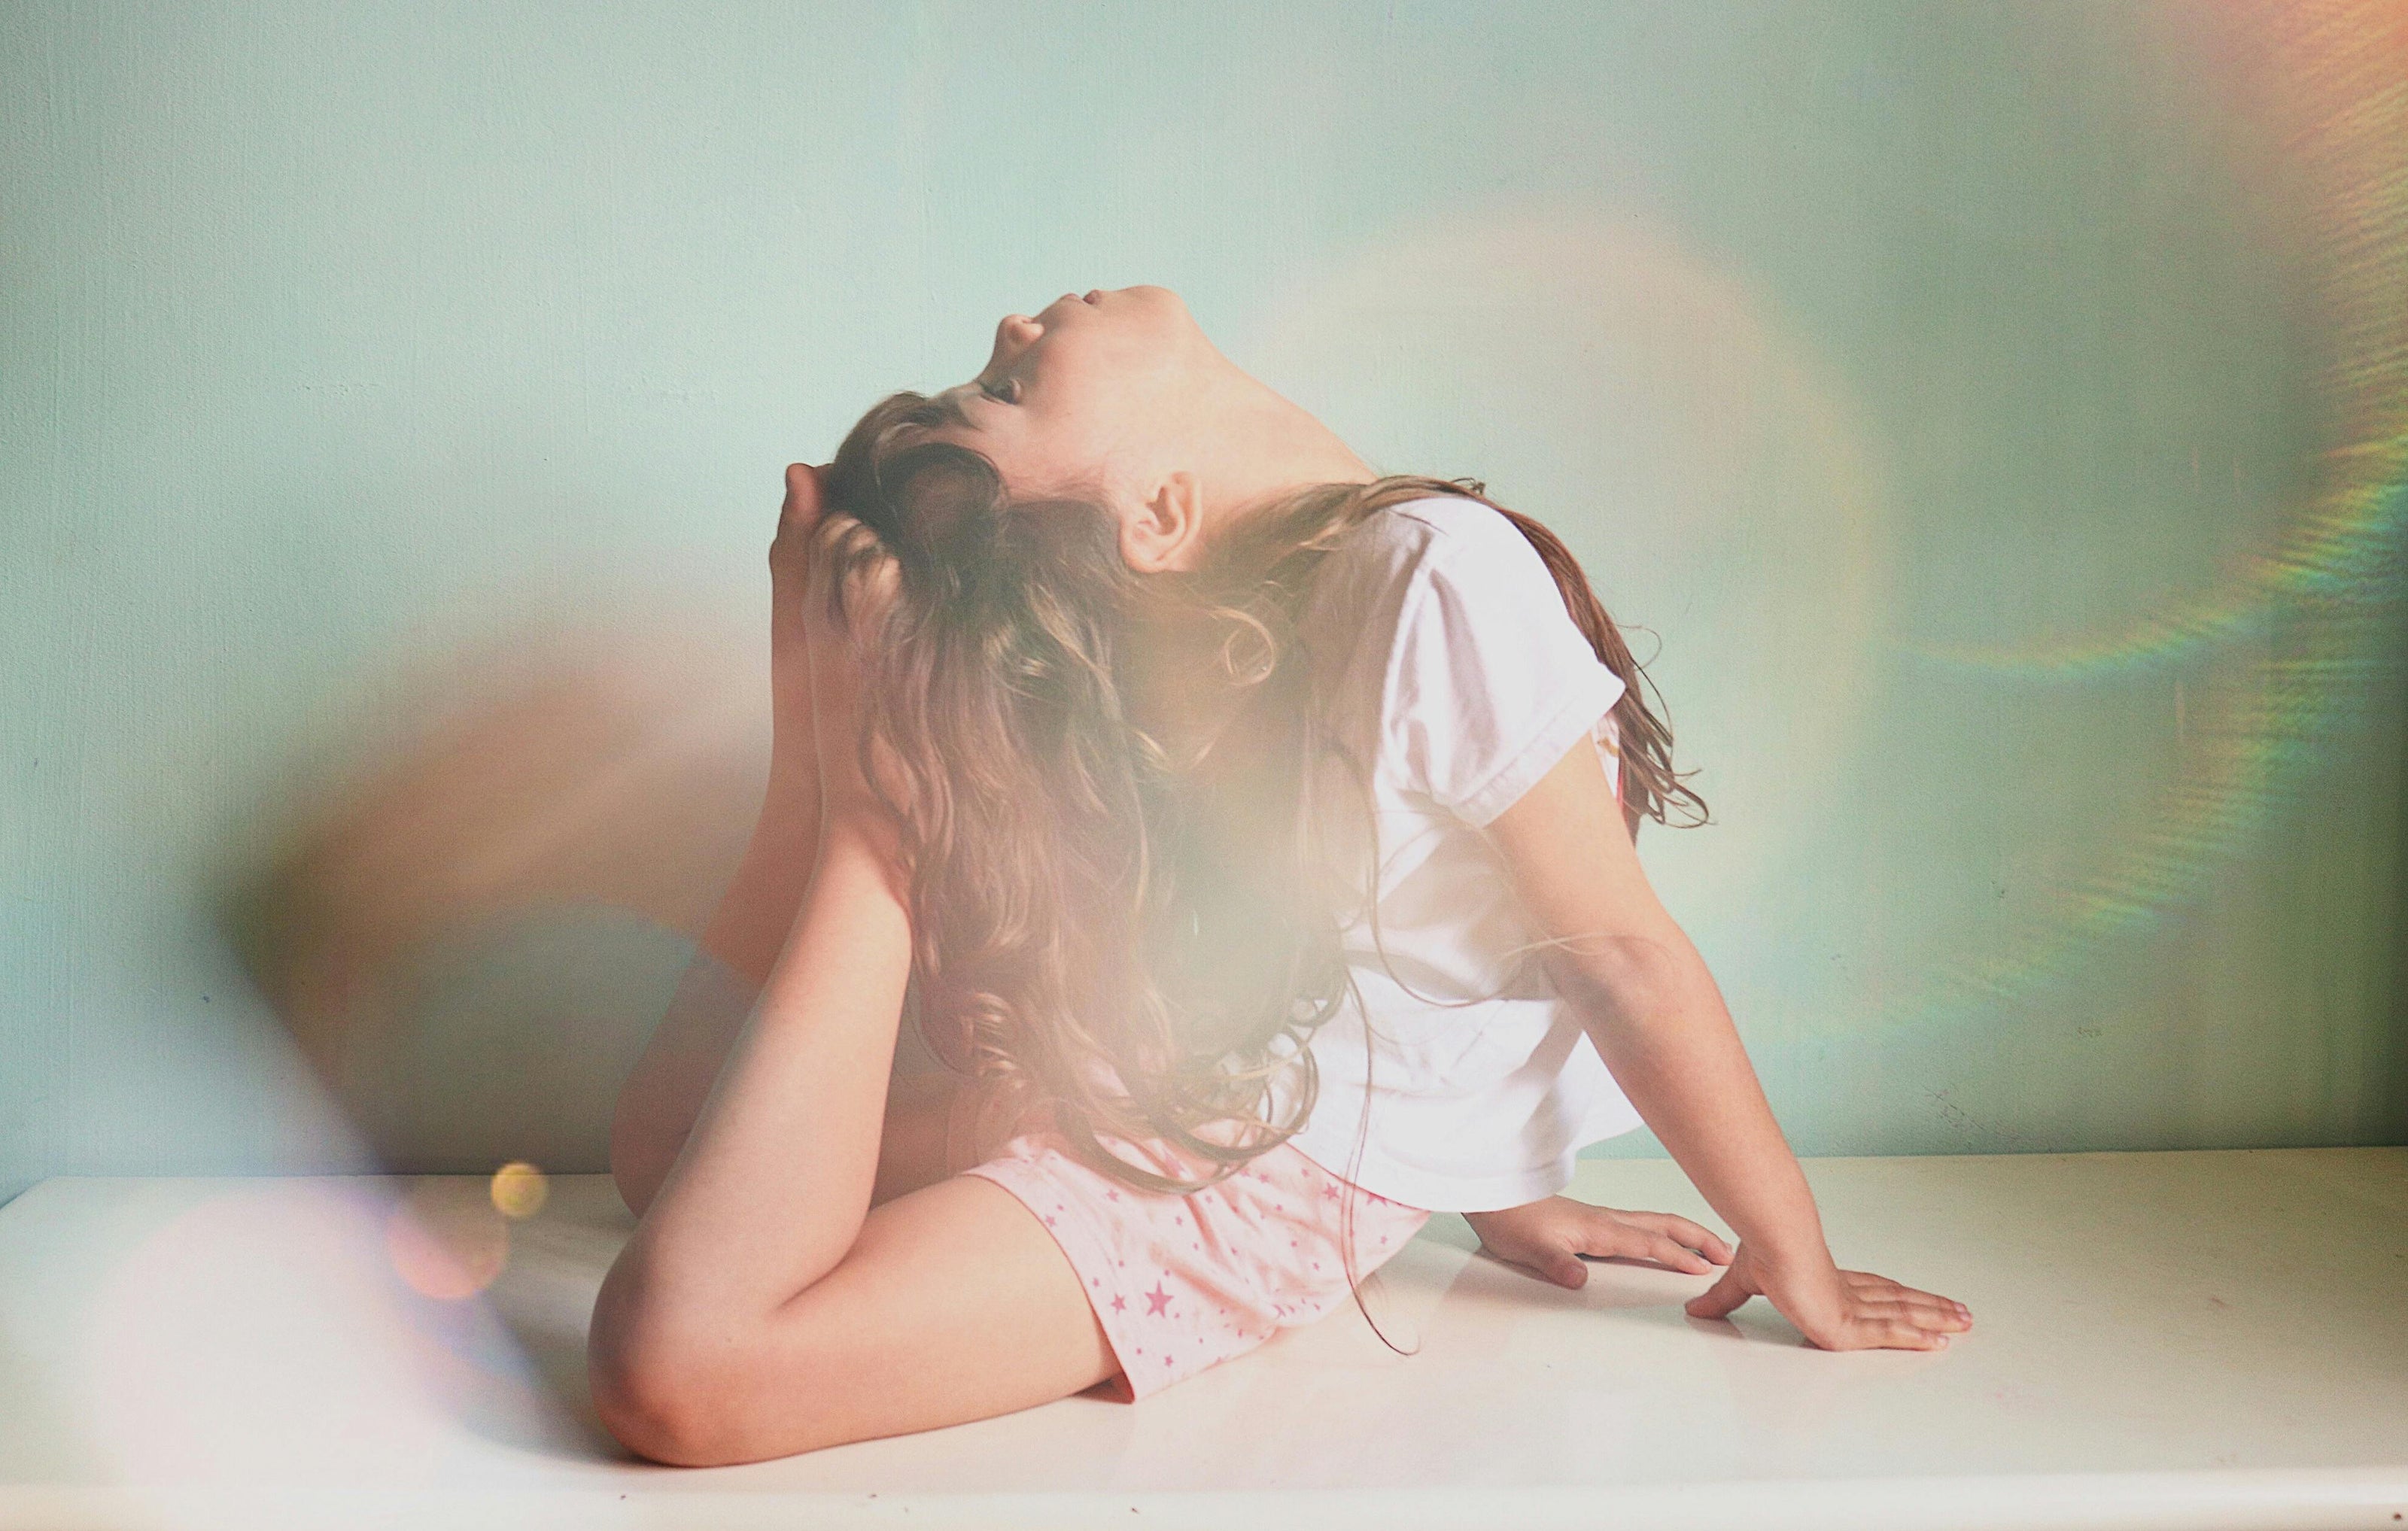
top-left (0, 1149), bottom-right (2402, 1530)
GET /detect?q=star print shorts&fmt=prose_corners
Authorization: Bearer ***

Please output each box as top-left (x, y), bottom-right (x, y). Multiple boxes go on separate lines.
top-left (956, 1116), bottom-right (1431, 1402)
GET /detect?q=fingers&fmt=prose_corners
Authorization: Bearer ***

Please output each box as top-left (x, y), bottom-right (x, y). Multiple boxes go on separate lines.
top-left (1841, 1269), bottom-right (1972, 1330)
top-left (1792, 1302), bottom-right (1953, 1352)
top-left (780, 462), bottom-right (826, 541)
top-left (1683, 1264), bottom-right (1754, 1320)
top-left (1847, 1295), bottom-right (1971, 1334)
top-left (780, 496), bottom-right (898, 642)
top-left (1852, 1317), bottom-right (1953, 1352)
top-left (806, 513), bottom-right (890, 587)
top-left (816, 520), bottom-right (899, 637)
top-left (1572, 1210), bottom-right (1725, 1274)
top-left (1798, 1270), bottom-right (1972, 1350)
top-left (1637, 1234), bottom-right (1717, 1275)
top-left (843, 548), bottom-right (904, 638)
top-left (1533, 1248), bottom-right (1591, 1290)
top-left (1472, 1228), bottom-right (1591, 1290)
top-left (1624, 1211), bottom-right (1734, 1266)
top-left (1474, 1201), bottom-right (1735, 1290)
top-left (1529, 1229), bottom-right (1710, 1283)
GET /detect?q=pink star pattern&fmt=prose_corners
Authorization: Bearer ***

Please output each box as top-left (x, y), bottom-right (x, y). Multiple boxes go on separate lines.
top-left (957, 1132), bottom-right (1433, 1402)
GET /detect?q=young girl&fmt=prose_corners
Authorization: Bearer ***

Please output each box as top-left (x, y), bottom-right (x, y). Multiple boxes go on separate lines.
top-left (591, 286), bottom-right (1970, 1466)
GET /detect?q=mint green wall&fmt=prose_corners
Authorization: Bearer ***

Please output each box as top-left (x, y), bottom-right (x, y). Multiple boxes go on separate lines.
top-left (5, 2), bottom-right (2401, 1199)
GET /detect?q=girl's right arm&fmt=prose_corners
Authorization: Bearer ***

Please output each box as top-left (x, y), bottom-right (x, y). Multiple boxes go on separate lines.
top-left (609, 464), bottom-right (835, 1215)
top-left (594, 492), bottom-right (918, 1338)
top-left (1484, 737), bottom-right (1972, 1351)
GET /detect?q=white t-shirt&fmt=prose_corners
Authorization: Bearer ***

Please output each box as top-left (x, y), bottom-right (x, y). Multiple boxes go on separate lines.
top-left (1269, 495), bottom-right (1646, 1212)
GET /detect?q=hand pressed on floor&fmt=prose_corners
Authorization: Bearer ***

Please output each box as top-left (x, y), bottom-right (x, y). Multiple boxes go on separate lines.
top-left (1464, 1194), bottom-right (1734, 1287)
top-left (1685, 1240), bottom-right (1973, 1351)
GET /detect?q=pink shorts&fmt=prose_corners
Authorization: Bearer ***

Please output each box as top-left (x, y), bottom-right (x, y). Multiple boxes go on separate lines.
top-left (955, 1107), bottom-right (1431, 1402)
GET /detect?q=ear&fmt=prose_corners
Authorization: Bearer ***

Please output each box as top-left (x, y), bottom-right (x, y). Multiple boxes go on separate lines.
top-left (1119, 469), bottom-right (1206, 574)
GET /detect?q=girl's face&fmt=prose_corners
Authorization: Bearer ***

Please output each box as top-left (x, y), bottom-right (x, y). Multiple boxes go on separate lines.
top-left (925, 286), bottom-right (1214, 509)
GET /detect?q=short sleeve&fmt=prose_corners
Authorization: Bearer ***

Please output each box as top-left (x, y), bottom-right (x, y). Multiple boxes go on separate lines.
top-left (1383, 505), bottom-right (1628, 828)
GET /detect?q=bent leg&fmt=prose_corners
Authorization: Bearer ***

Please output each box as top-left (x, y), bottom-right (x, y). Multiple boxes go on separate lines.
top-left (591, 1172), bottom-right (1114, 1465)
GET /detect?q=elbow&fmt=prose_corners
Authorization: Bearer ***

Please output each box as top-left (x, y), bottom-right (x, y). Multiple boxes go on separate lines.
top-left (588, 1341), bottom-right (717, 1466)
top-left (587, 1253), bottom-right (860, 1466)
top-left (1549, 930), bottom-right (1691, 1034)
top-left (591, 1352), bottom-right (746, 1467)
top-left (587, 1271), bottom-right (752, 1466)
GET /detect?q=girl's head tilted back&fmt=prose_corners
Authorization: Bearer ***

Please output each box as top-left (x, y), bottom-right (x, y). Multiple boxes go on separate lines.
top-left (835, 286), bottom-right (1382, 568)
top-left (818, 287), bottom-right (1704, 1192)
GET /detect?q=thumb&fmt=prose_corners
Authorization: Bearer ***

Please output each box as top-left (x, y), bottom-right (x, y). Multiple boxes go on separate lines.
top-left (1534, 1247), bottom-right (1590, 1290)
top-left (1684, 1262), bottom-right (1754, 1320)
top-left (780, 461), bottom-right (827, 539)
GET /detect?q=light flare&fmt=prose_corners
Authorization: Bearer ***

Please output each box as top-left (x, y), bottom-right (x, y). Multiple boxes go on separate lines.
top-left (385, 1180), bottom-right (511, 1302)
top-left (1886, 1), bottom-right (2408, 1029)
top-left (490, 1161), bottom-right (551, 1220)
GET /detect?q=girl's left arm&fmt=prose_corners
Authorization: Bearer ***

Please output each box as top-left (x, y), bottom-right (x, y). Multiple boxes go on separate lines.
top-left (1479, 738), bottom-right (1971, 1351)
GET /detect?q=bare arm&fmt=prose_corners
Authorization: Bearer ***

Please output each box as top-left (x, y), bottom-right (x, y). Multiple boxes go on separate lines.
top-left (595, 496), bottom-right (917, 1342)
top-left (608, 463), bottom-right (832, 1215)
top-left (604, 816), bottom-right (913, 1323)
top-left (1481, 739), bottom-right (1969, 1350)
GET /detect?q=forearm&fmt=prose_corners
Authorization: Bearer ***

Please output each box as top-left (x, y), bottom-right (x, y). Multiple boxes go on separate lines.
top-left (1485, 744), bottom-right (1963, 1347)
top-left (698, 764), bottom-right (822, 985)
top-left (1555, 930), bottom-right (1828, 1263)
top-left (604, 819), bottom-right (913, 1321)
top-left (610, 764), bottom-right (822, 1211)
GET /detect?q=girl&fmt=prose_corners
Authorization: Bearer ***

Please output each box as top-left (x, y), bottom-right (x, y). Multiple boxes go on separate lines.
top-left (592, 286), bottom-right (1970, 1466)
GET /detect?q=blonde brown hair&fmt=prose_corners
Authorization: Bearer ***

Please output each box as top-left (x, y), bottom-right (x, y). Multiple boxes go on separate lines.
top-left (822, 391), bottom-right (1704, 1194)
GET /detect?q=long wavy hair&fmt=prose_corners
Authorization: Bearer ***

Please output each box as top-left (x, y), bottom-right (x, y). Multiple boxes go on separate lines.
top-left (819, 391), bottom-right (1705, 1195)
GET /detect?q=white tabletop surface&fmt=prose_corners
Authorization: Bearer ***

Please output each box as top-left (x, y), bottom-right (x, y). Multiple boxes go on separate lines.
top-left (1, 1149), bottom-right (2402, 1529)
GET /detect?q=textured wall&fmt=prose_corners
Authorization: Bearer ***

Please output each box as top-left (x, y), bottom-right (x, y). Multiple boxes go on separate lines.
top-left (4, 2), bottom-right (2403, 1201)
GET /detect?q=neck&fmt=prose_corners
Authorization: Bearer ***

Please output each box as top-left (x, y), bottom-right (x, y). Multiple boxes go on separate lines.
top-left (1132, 381), bottom-right (1371, 764)
top-left (1195, 375), bottom-right (1379, 533)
